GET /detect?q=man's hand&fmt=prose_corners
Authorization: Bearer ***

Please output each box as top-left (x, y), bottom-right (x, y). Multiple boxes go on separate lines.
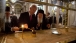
top-left (24, 24), bottom-right (28, 29)
top-left (47, 24), bottom-right (51, 29)
top-left (12, 27), bottom-right (19, 31)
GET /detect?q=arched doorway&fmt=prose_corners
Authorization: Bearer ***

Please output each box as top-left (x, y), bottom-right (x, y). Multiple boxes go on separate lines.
top-left (14, 3), bottom-right (22, 14)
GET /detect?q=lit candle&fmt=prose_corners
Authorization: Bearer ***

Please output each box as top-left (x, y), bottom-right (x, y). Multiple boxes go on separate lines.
top-left (21, 24), bottom-right (24, 29)
top-left (21, 24), bottom-right (24, 39)
top-left (65, 26), bottom-right (68, 32)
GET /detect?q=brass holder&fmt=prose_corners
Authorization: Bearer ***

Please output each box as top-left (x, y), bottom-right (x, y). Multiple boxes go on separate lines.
top-left (31, 27), bottom-right (36, 37)
top-left (65, 26), bottom-right (69, 32)
top-left (22, 28), bottom-right (24, 39)
top-left (32, 33), bottom-right (36, 37)
top-left (21, 25), bottom-right (24, 39)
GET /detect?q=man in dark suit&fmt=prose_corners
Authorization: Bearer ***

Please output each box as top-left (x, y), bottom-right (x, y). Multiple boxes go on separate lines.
top-left (10, 14), bottom-right (18, 27)
top-left (19, 5), bottom-right (37, 30)
top-left (49, 14), bottom-right (56, 28)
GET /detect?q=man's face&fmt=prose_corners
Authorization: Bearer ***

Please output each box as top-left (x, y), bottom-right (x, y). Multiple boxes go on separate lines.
top-left (30, 6), bottom-right (37, 15)
top-left (38, 13), bottom-right (43, 19)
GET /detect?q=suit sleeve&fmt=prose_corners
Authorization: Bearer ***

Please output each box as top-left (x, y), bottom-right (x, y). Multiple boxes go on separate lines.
top-left (19, 13), bottom-right (25, 26)
top-left (19, 12), bottom-right (29, 27)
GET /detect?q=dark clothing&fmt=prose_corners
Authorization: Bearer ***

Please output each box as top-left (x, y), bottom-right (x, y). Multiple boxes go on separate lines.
top-left (19, 12), bottom-right (36, 29)
top-left (36, 14), bottom-right (47, 30)
top-left (36, 19), bottom-right (47, 30)
top-left (49, 16), bottom-right (56, 24)
top-left (5, 22), bottom-right (11, 33)
top-left (10, 16), bottom-right (18, 27)
top-left (59, 15), bottom-right (62, 23)
top-left (46, 17), bottom-right (51, 24)
top-left (49, 16), bottom-right (56, 28)
top-left (68, 40), bottom-right (76, 43)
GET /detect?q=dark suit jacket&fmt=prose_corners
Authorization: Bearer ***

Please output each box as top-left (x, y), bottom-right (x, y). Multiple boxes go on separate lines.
top-left (49, 16), bottom-right (56, 24)
top-left (19, 12), bottom-right (36, 28)
top-left (10, 16), bottom-right (18, 27)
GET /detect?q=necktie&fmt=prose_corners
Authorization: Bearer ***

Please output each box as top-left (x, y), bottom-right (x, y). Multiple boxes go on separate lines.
top-left (30, 15), bottom-right (32, 21)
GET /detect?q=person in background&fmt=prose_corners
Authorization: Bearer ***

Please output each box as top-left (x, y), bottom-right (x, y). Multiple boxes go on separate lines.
top-left (50, 14), bottom-right (56, 28)
top-left (19, 5), bottom-right (37, 30)
top-left (10, 14), bottom-right (18, 27)
top-left (5, 6), bottom-right (11, 23)
top-left (36, 9), bottom-right (47, 30)
top-left (59, 14), bottom-right (62, 23)
top-left (45, 12), bottom-right (51, 29)
top-left (5, 6), bottom-right (11, 33)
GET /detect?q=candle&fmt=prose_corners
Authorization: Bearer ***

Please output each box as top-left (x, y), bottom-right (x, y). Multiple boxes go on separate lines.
top-left (21, 24), bottom-right (24, 29)
top-left (65, 26), bottom-right (68, 32)
top-left (21, 24), bottom-right (24, 39)
top-left (24, 24), bottom-right (28, 29)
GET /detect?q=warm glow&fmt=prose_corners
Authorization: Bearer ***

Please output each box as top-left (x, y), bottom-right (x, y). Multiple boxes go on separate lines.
top-left (21, 24), bottom-right (28, 29)
top-left (24, 24), bottom-right (28, 29)
top-left (21, 25), bottom-right (24, 28)
top-left (56, 42), bottom-right (60, 43)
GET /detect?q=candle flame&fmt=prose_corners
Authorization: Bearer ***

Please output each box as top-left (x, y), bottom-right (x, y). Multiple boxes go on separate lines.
top-left (21, 25), bottom-right (24, 28)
